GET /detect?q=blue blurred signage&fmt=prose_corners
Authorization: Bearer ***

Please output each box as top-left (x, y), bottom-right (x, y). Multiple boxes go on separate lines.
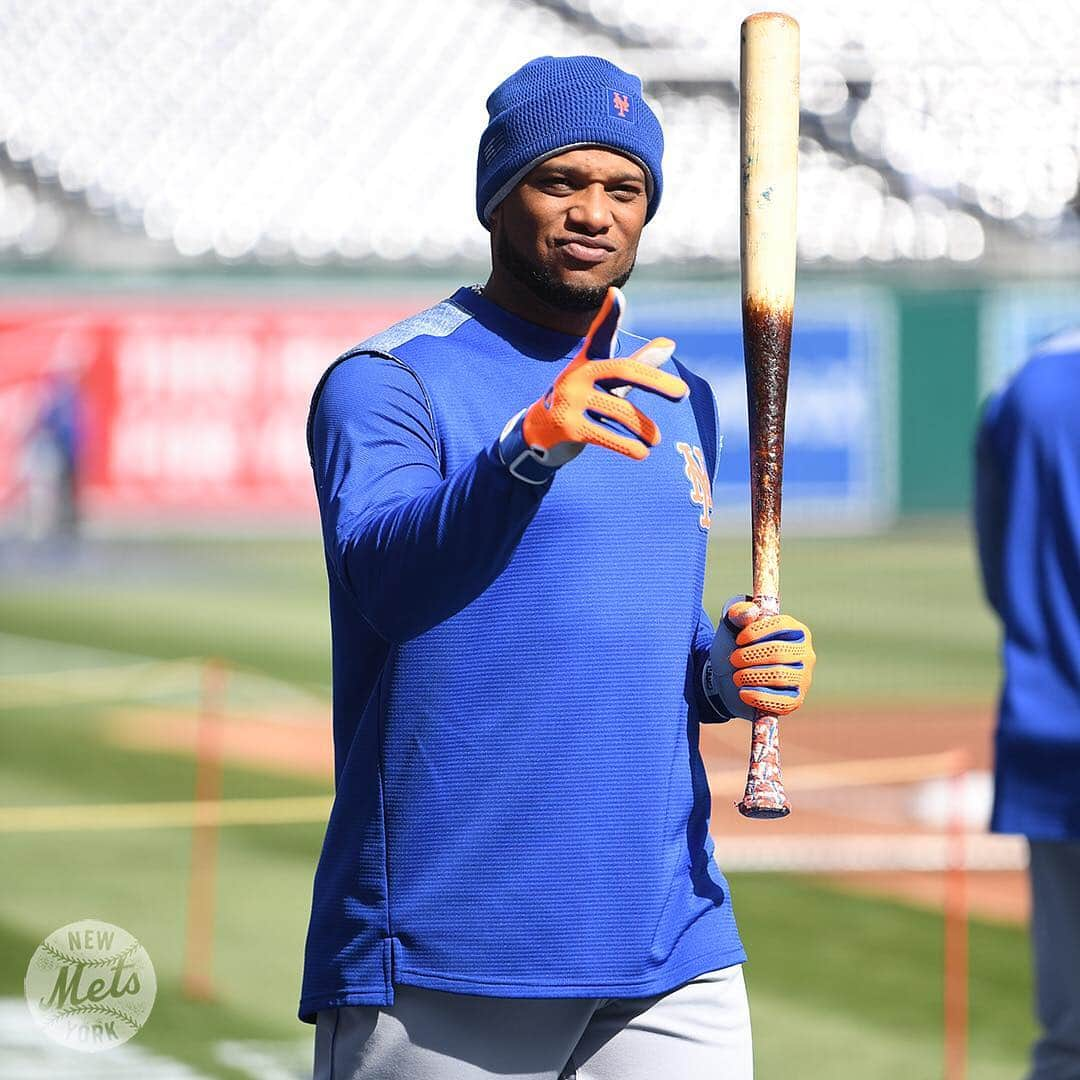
top-left (627, 286), bottom-right (896, 531)
top-left (981, 286), bottom-right (1080, 396)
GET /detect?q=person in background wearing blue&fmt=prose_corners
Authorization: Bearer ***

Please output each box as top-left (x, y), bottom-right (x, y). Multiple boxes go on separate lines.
top-left (300, 56), bottom-right (816, 1080)
top-left (24, 358), bottom-right (84, 543)
top-left (975, 327), bottom-right (1080, 1080)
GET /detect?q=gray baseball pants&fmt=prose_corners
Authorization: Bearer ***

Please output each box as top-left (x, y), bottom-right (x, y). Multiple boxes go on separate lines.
top-left (313, 964), bottom-right (752, 1079)
top-left (1028, 840), bottom-right (1080, 1080)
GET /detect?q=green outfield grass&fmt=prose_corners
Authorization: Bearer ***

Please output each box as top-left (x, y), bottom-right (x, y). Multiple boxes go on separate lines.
top-left (0, 519), bottom-right (1000, 704)
top-left (0, 523), bottom-right (1028, 1078)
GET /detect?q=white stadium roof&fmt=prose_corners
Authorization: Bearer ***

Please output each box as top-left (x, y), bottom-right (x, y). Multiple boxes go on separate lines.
top-left (0, 0), bottom-right (1076, 267)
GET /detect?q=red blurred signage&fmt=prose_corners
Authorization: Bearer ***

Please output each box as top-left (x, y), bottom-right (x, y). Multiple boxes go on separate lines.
top-left (0, 297), bottom-right (423, 525)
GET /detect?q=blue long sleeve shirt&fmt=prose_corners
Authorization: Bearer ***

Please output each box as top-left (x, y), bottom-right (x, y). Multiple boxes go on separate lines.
top-left (299, 286), bottom-right (743, 1021)
top-left (975, 329), bottom-right (1080, 839)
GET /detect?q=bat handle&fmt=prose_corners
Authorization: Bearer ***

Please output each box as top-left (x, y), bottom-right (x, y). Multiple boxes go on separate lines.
top-left (736, 591), bottom-right (790, 819)
top-left (737, 711), bottom-right (790, 819)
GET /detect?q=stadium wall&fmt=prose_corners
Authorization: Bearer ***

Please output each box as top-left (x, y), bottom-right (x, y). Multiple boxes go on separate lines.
top-left (1, 271), bottom-right (1076, 532)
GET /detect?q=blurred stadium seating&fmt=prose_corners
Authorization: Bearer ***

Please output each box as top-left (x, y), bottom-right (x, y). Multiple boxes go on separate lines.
top-left (0, 0), bottom-right (1076, 268)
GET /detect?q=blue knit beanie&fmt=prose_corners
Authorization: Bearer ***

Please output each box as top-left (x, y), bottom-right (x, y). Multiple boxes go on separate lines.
top-left (476, 56), bottom-right (664, 228)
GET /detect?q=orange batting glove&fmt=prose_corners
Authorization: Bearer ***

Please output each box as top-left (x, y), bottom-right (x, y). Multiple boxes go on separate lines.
top-left (497, 286), bottom-right (688, 484)
top-left (703, 598), bottom-right (816, 721)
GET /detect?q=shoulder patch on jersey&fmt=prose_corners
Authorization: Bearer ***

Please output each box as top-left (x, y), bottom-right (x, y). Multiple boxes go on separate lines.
top-left (359, 300), bottom-right (472, 355)
top-left (305, 299), bottom-right (471, 469)
top-left (1032, 326), bottom-right (1080, 359)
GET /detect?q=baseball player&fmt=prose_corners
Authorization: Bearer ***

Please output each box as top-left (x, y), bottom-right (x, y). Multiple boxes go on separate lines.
top-left (301, 56), bottom-right (816, 1080)
top-left (975, 328), bottom-right (1080, 1080)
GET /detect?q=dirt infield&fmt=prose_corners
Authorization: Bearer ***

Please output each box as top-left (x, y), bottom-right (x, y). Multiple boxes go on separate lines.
top-left (703, 706), bottom-right (1028, 922)
top-left (106, 706), bottom-right (332, 778)
top-left (103, 700), bottom-right (1029, 924)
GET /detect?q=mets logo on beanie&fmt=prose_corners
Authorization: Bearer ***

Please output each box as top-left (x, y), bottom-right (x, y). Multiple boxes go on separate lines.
top-left (608, 90), bottom-right (634, 121)
top-left (476, 55), bottom-right (664, 227)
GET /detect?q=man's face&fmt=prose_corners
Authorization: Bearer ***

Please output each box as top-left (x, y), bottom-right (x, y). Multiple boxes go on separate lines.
top-left (489, 147), bottom-right (649, 313)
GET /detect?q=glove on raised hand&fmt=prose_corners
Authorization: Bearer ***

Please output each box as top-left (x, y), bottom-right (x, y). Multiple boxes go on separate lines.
top-left (703, 598), bottom-right (816, 721)
top-left (498, 286), bottom-right (688, 484)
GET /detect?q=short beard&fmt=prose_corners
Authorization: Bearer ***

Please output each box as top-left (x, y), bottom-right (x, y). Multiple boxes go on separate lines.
top-left (496, 230), bottom-right (636, 314)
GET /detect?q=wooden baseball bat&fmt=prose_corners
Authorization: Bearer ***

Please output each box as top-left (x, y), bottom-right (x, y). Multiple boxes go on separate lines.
top-left (737, 11), bottom-right (799, 819)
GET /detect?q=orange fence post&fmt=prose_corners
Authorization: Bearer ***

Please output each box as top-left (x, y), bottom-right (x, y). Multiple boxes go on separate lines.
top-left (182, 657), bottom-right (228, 1001)
top-left (944, 748), bottom-right (970, 1080)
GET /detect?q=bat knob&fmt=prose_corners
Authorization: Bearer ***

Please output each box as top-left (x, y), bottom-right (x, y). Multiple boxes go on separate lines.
top-left (737, 799), bottom-right (791, 820)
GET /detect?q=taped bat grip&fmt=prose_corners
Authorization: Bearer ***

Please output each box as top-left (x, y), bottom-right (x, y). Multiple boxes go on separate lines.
top-left (737, 712), bottom-right (790, 819)
top-left (737, 592), bottom-right (791, 819)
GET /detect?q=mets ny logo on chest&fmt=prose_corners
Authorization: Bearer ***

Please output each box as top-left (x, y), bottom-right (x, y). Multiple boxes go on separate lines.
top-left (676, 442), bottom-right (713, 530)
top-left (24, 919), bottom-right (157, 1052)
